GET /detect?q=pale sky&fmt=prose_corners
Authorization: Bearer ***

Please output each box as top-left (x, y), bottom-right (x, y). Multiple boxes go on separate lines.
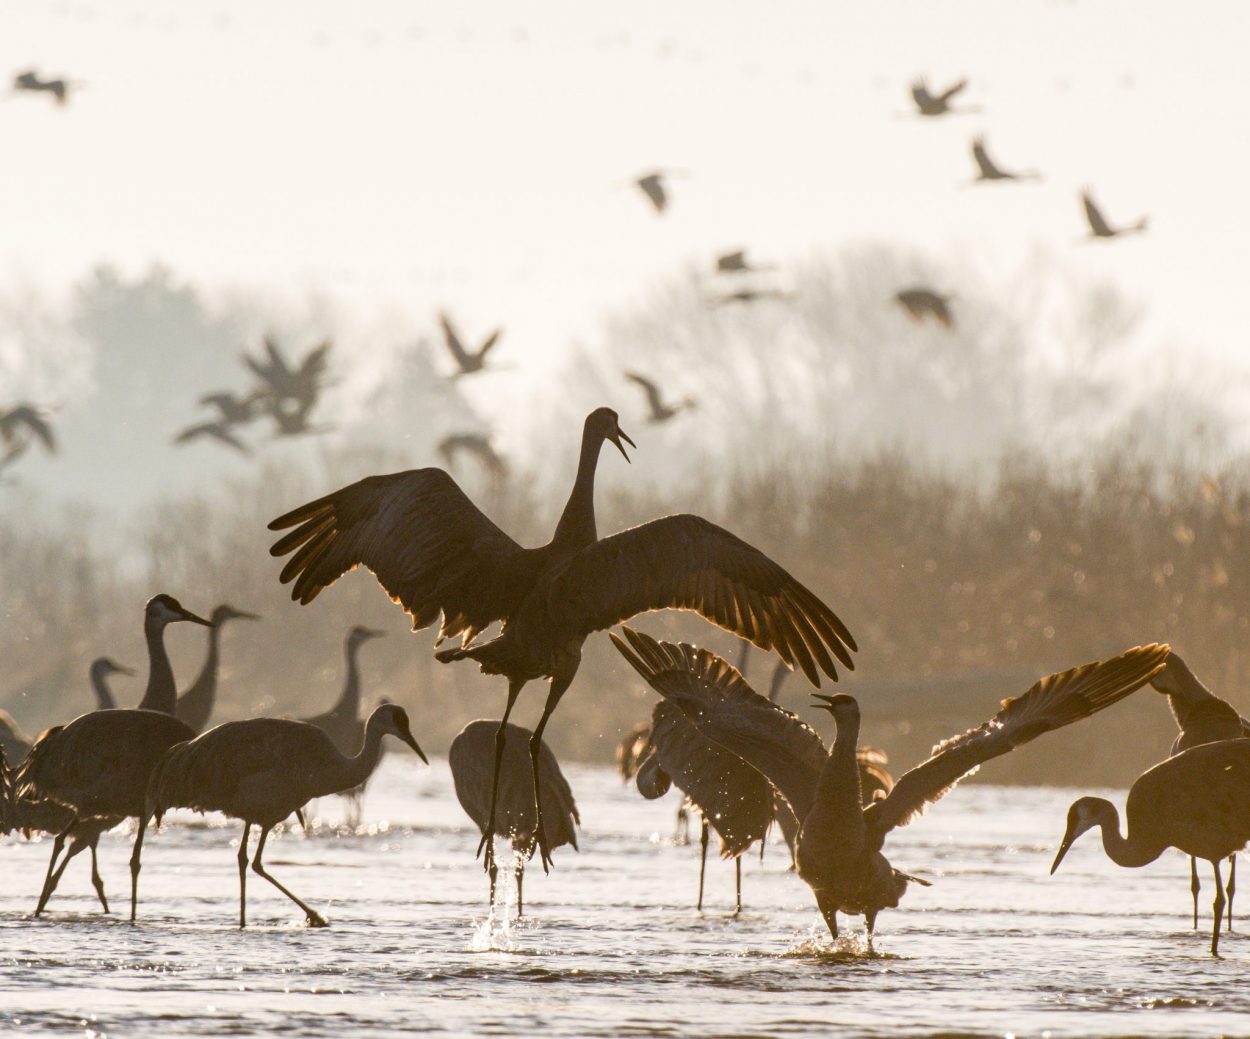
top-left (3, 0), bottom-right (1249, 503)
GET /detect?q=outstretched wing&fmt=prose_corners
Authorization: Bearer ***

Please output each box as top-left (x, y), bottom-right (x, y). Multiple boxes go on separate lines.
top-left (937, 78), bottom-right (968, 103)
top-left (637, 174), bottom-right (667, 213)
top-left (268, 469), bottom-right (531, 644)
top-left (611, 627), bottom-right (828, 820)
top-left (2, 406), bottom-right (56, 452)
top-left (624, 371), bottom-right (665, 414)
top-left (1082, 191), bottom-right (1113, 236)
top-left (439, 314), bottom-right (471, 367)
top-left (863, 643), bottom-right (1170, 837)
top-left (971, 137), bottom-right (999, 177)
top-left (559, 516), bottom-right (855, 683)
top-left (475, 328), bottom-right (503, 361)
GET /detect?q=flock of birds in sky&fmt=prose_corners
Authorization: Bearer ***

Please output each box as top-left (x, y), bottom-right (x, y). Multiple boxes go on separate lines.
top-left (5, 58), bottom-right (1233, 961)
top-left (1, 405), bottom-right (1248, 957)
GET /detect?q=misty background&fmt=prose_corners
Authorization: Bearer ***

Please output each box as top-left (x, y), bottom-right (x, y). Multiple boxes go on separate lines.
top-left (3, 0), bottom-right (1249, 786)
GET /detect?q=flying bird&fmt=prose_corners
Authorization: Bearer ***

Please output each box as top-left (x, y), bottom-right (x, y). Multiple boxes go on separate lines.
top-left (613, 628), bottom-right (1168, 944)
top-left (1081, 189), bottom-right (1147, 239)
top-left (895, 288), bottom-right (954, 329)
top-left (1051, 739), bottom-right (1250, 956)
top-left (0, 404), bottom-right (56, 469)
top-left (711, 287), bottom-right (796, 305)
top-left (715, 250), bottom-right (774, 275)
top-left (450, 719), bottom-right (579, 916)
top-left (268, 407), bottom-right (856, 881)
top-left (634, 171), bottom-right (673, 214)
top-left (438, 314), bottom-right (503, 377)
top-left (910, 77), bottom-right (973, 117)
top-left (624, 371), bottom-right (696, 424)
top-left (137, 704), bottom-right (427, 927)
top-left (438, 433), bottom-right (509, 480)
top-left (1149, 653), bottom-right (1250, 928)
top-left (12, 70), bottom-right (73, 106)
top-left (971, 137), bottom-right (1040, 182)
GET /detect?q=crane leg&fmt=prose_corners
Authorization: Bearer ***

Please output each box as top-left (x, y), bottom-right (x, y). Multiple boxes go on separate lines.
top-left (33, 826), bottom-right (70, 916)
top-left (41, 836), bottom-right (98, 913)
top-left (252, 825), bottom-right (328, 927)
top-left (237, 821), bottom-right (251, 928)
top-left (129, 812), bottom-right (150, 924)
top-left (488, 862), bottom-right (497, 911)
top-left (734, 856), bottom-right (742, 916)
top-left (697, 817), bottom-right (709, 911)
top-left (1228, 854), bottom-right (1236, 930)
top-left (674, 803), bottom-right (689, 845)
top-left (1191, 856), bottom-right (1200, 929)
top-left (88, 838), bottom-right (109, 914)
top-left (478, 679), bottom-right (527, 875)
top-left (529, 670), bottom-right (576, 873)
top-left (1211, 858), bottom-right (1226, 957)
top-left (516, 860), bottom-right (524, 919)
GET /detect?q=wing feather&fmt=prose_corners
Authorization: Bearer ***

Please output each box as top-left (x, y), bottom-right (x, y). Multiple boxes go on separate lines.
top-left (555, 515), bottom-right (855, 684)
top-left (268, 469), bottom-right (531, 643)
top-left (863, 643), bottom-right (1170, 836)
top-left (611, 627), bottom-right (828, 821)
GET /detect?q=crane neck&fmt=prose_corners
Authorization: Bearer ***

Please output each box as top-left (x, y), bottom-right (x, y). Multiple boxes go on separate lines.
top-left (550, 423), bottom-right (605, 551)
top-left (176, 623), bottom-right (224, 732)
top-left (138, 619), bottom-right (178, 715)
top-left (801, 705), bottom-right (868, 861)
top-left (89, 661), bottom-right (116, 710)
top-left (333, 637), bottom-right (365, 719)
top-left (1090, 800), bottom-right (1163, 869)
top-left (321, 713), bottom-right (390, 795)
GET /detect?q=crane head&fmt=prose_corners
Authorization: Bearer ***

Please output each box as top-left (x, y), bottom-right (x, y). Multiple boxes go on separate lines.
top-left (811, 692), bottom-right (858, 719)
top-left (587, 406), bottom-right (636, 463)
top-left (372, 703), bottom-right (428, 764)
top-left (145, 594), bottom-right (214, 629)
top-left (349, 625), bottom-right (386, 643)
top-left (1050, 796), bottom-right (1110, 874)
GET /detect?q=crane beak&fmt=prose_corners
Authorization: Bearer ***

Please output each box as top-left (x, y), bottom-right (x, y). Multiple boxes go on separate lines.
top-left (235, 609), bottom-right (262, 621)
top-left (180, 608), bottom-right (215, 627)
top-left (403, 731), bottom-right (429, 764)
top-left (1050, 831), bottom-right (1077, 875)
top-left (115, 664), bottom-right (136, 676)
top-left (611, 428), bottom-right (636, 463)
top-left (364, 628), bottom-right (387, 639)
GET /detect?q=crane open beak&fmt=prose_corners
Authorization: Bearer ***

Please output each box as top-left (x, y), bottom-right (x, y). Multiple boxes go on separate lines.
top-left (611, 427), bottom-right (636, 464)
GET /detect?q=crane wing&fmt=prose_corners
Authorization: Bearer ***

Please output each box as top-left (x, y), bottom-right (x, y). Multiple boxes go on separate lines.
top-left (649, 699), bottom-right (774, 856)
top-left (971, 138), bottom-right (998, 177)
top-left (476, 328), bottom-right (503, 360)
top-left (268, 469), bottom-right (531, 644)
top-left (611, 627), bottom-right (828, 821)
top-left (438, 314), bottom-right (471, 367)
top-left (1082, 191), bottom-right (1113, 236)
top-left (937, 78), bottom-right (968, 103)
top-left (863, 643), bottom-right (1169, 837)
top-left (4, 406), bottom-right (56, 452)
top-left (558, 516), bottom-right (856, 683)
top-left (624, 371), bottom-right (665, 414)
top-left (637, 175), bottom-right (667, 212)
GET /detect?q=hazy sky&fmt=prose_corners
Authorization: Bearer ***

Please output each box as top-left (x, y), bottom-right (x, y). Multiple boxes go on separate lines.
top-left (3, 0), bottom-right (1249, 496)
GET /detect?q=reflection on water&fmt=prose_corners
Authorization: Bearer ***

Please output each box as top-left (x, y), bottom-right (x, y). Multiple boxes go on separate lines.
top-left (1, 758), bottom-right (1246, 1037)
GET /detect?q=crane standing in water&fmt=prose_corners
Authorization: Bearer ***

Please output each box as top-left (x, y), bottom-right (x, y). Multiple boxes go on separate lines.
top-left (613, 628), bottom-right (1168, 944)
top-left (268, 407), bottom-right (856, 880)
top-left (1051, 739), bottom-right (1250, 956)
top-left (450, 719), bottom-right (579, 917)
top-left (138, 704), bottom-right (427, 927)
top-left (15, 595), bottom-right (210, 917)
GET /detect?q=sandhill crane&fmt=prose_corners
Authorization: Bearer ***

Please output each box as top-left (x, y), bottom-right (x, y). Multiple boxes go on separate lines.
top-left (438, 433), bottom-right (509, 480)
top-left (4, 657), bottom-right (131, 912)
top-left (268, 406), bottom-right (856, 879)
top-left (299, 626), bottom-right (386, 826)
top-left (244, 336), bottom-right (333, 436)
top-left (15, 594), bottom-right (210, 917)
top-left (439, 314), bottom-right (502, 377)
top-left (12, 70), bottom-right (73, 106)
top-left (200, 391), bottom-right (262, 427)
top-left (89, 657), bottom-right (133, 710)
top-left (175, 604), bottom-right (260, 734)
top-left (634, 171), bottom-right (676, 214)
top-left (895, 288), bottom-right (954, 329)
top-left (971, 137), bottom-right (1039, 183)
top-left (173, 420), bottom-right (251, 455)
top-left (624, 371), bottom-right (696, 424)
top-left (1149, 652), bottom-right (1250, 928)
top-left (137, 703), bottom-right (427, 927)
top-left (910, 77), bottom-right (973, 117)
top-left (712, 287), bottom-right (796, 305)
top-left (450, 719), bottom-right (578, 916)
top-left (715, 250), bottom-right (774, 275)
top-left (0, 404), bottom-right (56, 471)
top-left (1051, 739), bottom-right (1250, 956)
top-left (613, 628), bottom-right (1168, 943)
top-left (1081, 189), bottom-right (1147, 239)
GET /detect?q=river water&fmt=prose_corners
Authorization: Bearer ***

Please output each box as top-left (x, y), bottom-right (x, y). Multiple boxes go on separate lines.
top-left (1, 755), bottom-right (1245, 1038)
